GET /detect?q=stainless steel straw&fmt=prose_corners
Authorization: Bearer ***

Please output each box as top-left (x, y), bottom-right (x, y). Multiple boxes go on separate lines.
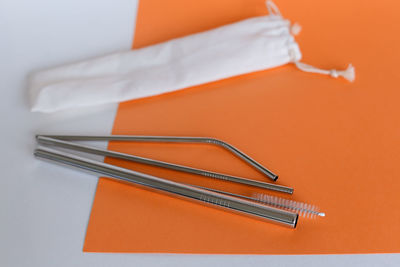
top-left (34, 147), bottom-right (298, 228)
top-left (39, 135), bottom-right (278, 181)
top-left (37, 136), bottom-right (292, 194)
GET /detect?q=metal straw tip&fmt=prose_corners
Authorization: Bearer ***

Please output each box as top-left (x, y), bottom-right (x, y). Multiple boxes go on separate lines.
top-left (33, 149), bottom-right (40, 157)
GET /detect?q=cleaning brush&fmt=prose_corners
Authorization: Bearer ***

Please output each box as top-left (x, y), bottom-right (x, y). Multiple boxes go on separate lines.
top-left (253, 193), bottom-right (325, 218)
top-left (193, 186), bottom-right (325, 218)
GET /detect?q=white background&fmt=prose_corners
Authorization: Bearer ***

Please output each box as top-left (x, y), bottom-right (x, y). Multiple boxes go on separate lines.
top-left (1, 0), bottom-right (399, 266)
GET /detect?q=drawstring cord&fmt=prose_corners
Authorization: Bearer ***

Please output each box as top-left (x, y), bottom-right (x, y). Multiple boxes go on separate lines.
top-left (293, 61), bottom-right (355, 82)
top-left (266, 0), bottom-right (281, 16)
top-left (266, 0), bottom-right (355, 82)
top-left (293, 60), bottom-right (355, 82)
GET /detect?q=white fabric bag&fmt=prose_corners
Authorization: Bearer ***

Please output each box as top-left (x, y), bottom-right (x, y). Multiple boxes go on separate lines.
top-left (29, 1), bottom-right (354, 113)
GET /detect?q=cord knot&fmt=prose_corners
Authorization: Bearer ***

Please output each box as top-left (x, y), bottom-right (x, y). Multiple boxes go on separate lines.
top-left (330, 69), bottom-right (339, 78)
top-left (290, 22), bottom-right (302, 36)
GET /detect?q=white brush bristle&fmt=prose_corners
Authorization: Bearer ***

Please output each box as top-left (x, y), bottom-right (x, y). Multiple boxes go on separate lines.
top-left (253, 193), bottom-right (324, 219)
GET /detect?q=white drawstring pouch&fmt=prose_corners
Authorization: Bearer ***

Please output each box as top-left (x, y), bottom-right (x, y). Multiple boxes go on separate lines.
top-left (29, 1), bottom-right (355, 113)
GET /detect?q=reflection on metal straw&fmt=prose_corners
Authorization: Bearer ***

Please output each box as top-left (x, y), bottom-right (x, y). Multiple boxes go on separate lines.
top-left (34, 147), bottom-right (298, 228)
top-left (38, 135), bottom-right (278, 181)
top-left (37, 136), bottom-right (292, 194)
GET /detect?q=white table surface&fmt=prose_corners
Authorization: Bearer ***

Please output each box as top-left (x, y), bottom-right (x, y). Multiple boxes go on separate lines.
top-left (1, 0), bottom-right (399, 266)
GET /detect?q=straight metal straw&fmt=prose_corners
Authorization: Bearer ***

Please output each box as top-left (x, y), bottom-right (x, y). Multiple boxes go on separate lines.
top-left (38, 135), bottom-right (278, 181)
top-left (37, 136), bottom-right (292, 194)
top-left (34, 147), bottom-right (298, 228)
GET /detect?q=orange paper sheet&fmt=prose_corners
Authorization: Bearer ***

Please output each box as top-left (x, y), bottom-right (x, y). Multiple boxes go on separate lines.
top-left (83, 0), bottom-right (400, 253)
